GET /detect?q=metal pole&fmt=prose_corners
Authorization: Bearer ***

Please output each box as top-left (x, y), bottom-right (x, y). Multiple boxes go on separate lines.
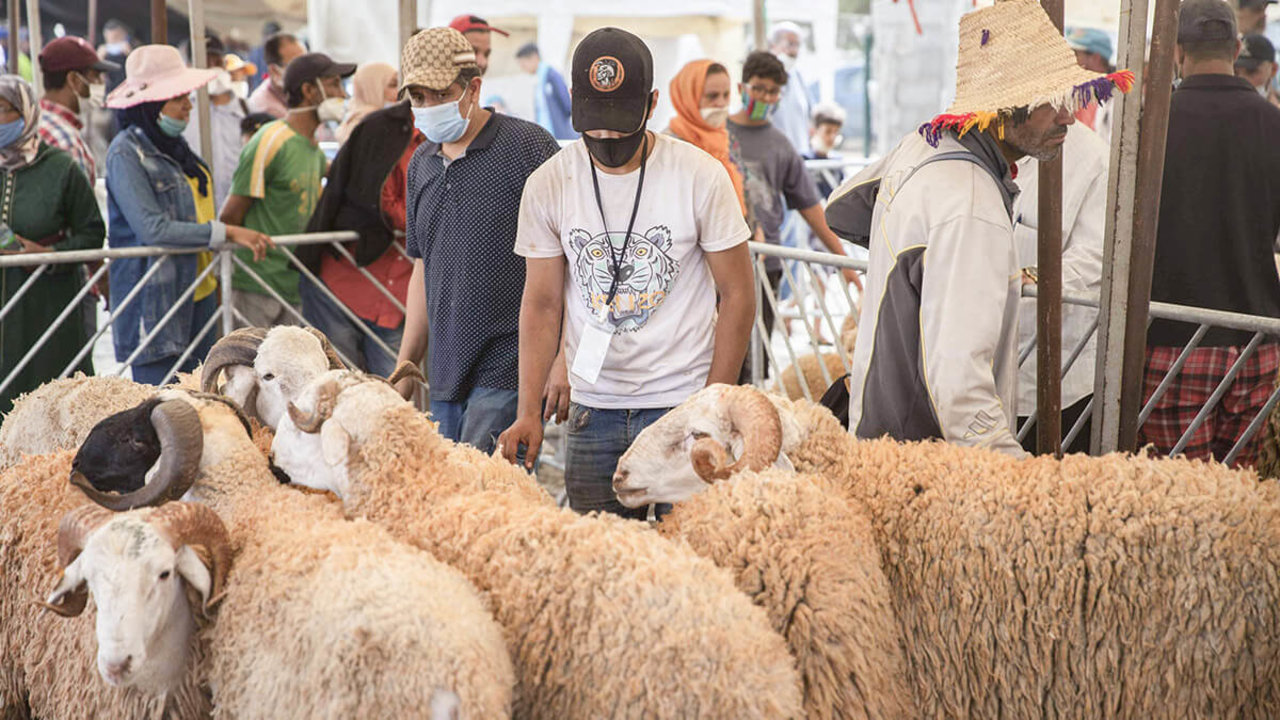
top-left (188, 0), bottom-right (212, 163)
top-left (88, 0), bottom-right (98, 46)
top-left (220, 248), bottom-right (234, 335)
top-left (24, 0), bottom-right (41, 93)
top-left (1114, 0), bottom-right (1179, 451)
top-left (1036, 0), bottom-right (1064, 456)
top-left (1091, 0), bottom-right (1150, 453)
top-left (7, 0), bottom-right (19, 75)
top-left (752, 0), bottom-right (767, 49)
top-left (151, 0), bottom-right (167, 45)
top-left (399, 0), bottom-right (418, 52)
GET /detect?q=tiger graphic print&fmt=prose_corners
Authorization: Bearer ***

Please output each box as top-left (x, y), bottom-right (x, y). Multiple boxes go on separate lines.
top-left (568, 225), bottom-right (680, 333)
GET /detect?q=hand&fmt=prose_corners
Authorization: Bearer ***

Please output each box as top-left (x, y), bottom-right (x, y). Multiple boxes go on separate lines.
top-left (226, 225), bottom-right (275, 262)
top-left (1021, 269), bottom-right (1038, 287)
top-left (394, 375), bottom-right (416, 401)
top-left (496, 414), bottom-right (543, 471)
top-left (841, 267), bottom-right (863, 291)
top-left (543, 351), bottom-right (571, 423)
top-left (15, 236), bottom-right (50, 254)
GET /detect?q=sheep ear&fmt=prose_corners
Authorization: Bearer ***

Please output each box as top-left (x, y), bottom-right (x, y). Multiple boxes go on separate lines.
top-left (320, 420), bottom-right (350, 469)
top-left (430, 689), bottom-right (460, 720)
top-left (41, 556), bottom-right (88, 617)
top-left (174, 545), bottom-right (213, 608)
top-left (773, 451), bottom-right (795, 472)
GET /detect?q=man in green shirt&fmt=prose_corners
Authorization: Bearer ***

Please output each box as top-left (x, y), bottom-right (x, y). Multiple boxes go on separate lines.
top-left (221, 52), bottom-right (353, 327)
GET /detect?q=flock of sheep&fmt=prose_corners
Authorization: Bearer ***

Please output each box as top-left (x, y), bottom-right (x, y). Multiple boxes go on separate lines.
top-left (0, 324), bottom-right (1277, 719)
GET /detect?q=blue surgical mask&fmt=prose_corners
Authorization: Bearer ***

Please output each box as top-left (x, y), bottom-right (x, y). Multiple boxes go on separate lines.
top-left (0, 118), bottom-right (24, 148)
top-left (157, 113), bottom-right (187, 137)
top-left (412, 87), bottom-right (472, 144)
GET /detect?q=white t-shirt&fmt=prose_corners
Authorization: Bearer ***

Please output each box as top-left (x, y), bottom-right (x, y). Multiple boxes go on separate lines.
top-left (515, 133), bottom-right (751, 409)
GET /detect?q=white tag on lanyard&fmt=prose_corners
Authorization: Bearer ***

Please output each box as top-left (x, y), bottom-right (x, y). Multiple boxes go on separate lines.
top-left (571, 305), bottom-right (614, 384)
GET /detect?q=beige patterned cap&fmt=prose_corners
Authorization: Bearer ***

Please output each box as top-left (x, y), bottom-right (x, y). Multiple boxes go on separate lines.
top-left (399, 27), bottom-right (478, 93)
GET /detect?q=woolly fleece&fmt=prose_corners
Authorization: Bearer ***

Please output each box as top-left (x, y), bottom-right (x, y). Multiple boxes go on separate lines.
top-left (0, 375), bottom-right (157, 469)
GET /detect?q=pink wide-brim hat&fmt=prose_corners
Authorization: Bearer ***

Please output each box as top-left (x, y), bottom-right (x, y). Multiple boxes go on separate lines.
top-left (106, 44), bottom-right (218, 109)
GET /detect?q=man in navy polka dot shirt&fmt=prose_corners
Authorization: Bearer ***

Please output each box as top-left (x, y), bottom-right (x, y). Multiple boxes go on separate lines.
top-left (396, 28), bottom-right (561, 452)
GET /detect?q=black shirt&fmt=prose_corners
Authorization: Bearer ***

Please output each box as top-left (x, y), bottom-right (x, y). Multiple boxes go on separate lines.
top-left (1149, 73), bottom-right (1280, 346)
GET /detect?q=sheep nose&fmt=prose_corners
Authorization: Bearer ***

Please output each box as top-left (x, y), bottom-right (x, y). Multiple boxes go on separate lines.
top-left (104, 656), bottom-right (132, 682)
top-left (611, 469), bottom-right (630, 492)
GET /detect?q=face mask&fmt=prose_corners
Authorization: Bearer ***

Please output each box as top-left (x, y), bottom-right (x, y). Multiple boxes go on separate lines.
top-left (73, 73), bottom-right (105, 110)
top-left (700, 106), bottom-right (729, 128)
top-left (105, 42), bottom-right (127, 55)
top-left (412, 87), bottom-right (473, 143)
top-left (583, 129), bottom-right (646, 168)
top-left (232, 80), bottom-right (250, 99)
top-left (157, 113), bottom-right (187, 137)
top-left (0, 118), bottom-right (23, 148)
top-left (779, 54), bottom-right (797, 72)
top-left (741, 90), bottom-right (776, 122)
top-left (811, 134), bottom-right (832, 155)
top-left (315, 83), bottom-right (346, 123)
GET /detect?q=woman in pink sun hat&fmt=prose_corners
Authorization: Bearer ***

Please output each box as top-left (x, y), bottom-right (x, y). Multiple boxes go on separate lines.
top-left (104, 44), bottom-right (274, 385)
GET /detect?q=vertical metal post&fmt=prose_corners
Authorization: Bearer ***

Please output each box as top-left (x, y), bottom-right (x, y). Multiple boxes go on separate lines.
top-left (220, 248), bottom-right (234, 335)
top-left (88, 0), bottom-right (98, 45)
top-left (24, 0), bottom-right (41, 93)
top-left (752, 0), bottom-right (767, 49)
top-left (6, 0), bottom-right (19, 75)
top-left (1036, 0), bottom-right (1064, 456)
top-left (151, 0), bottom-right (167, 45)
top-left (188, 0), bottom-right (212, 163)
top-left (399, 0), bottom-right (418, 52)
top-left (1091, 0), bottom-right (1150, 453)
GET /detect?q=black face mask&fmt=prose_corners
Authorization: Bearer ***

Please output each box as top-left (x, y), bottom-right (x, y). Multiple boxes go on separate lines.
top-left (583, 129), bottom-right (646, 168)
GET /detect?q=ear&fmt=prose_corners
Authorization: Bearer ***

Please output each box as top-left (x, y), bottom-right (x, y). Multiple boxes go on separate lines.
top-left (647, 225), bottom-right (672, 251)
top-left (42, 555), bottom-right (88, 617)
top-left (174, 545), bottom-right (213, 607)
top-left (773, 451), bottom-right (795, 472)
top-left (569, 228), bottom-right (591, 253)
top-left (320, 418), bottom-right (351, 469)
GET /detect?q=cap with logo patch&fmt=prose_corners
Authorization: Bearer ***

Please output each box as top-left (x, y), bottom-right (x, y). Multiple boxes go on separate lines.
top-left (571, 27), bottom-right (654, 134)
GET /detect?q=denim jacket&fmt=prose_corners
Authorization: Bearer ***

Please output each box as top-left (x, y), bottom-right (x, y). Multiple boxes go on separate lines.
top-left (106, 126), bottom-right (227, 365)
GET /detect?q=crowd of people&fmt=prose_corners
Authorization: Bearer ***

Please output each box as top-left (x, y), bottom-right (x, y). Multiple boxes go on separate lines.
top-left (4, 0), bottom-right (1280, 516)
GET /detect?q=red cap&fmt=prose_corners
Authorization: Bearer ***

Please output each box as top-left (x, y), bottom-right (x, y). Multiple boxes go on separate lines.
top-left (39, 36), bottom-right (121, 74)
top-left (448, 14), bottom-right (509, 37)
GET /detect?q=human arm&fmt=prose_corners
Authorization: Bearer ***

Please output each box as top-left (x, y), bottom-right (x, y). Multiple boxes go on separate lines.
top-left (219, 194), bottom-right (253, 227)
top-left (105, 142), bottom-right (228, 249)
top-left (798, 203), bottom-right (863, 290)
top-left (497, 256), bottom-right (566, 468)
top-left (395, 258), bottom-right (429, 399)
top-left (543, 330), bottom-right (570, 423)
top-left (705, 243), bottom-right (756, 385)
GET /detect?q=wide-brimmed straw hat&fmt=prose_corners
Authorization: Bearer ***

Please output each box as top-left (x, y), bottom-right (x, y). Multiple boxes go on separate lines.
top-left (920, 0), bottom-right (1134, 146)
top-left (106, 44), bottom-right (218, 109)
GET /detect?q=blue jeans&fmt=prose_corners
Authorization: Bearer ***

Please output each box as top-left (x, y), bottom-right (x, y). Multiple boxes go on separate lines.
top-left (430, 386), bottom-right (519, 455)
top-left (132, 293), bottom-right (217, 385)
top-left (564, 403), bottom-right (673, 521)
top-left (299, 278), bottom-right (403, 377)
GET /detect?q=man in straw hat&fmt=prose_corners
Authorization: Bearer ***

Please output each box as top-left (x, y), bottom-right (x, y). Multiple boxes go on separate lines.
top-left (825, 0), bottom-right (1132, 457)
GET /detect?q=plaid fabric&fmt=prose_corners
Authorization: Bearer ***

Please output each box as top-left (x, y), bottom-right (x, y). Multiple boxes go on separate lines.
top-left (1139, 343), bottom-right (1280, 467)
top-left (36, 98), bottom-right (94, 184)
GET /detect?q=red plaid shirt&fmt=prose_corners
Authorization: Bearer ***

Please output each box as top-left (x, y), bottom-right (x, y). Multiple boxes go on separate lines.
top-left (37, 98), bottom-right (95, 185)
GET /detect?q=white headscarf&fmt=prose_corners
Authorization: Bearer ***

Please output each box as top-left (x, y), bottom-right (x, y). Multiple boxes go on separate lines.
top-left (0, 75), bottom-right (41, 171)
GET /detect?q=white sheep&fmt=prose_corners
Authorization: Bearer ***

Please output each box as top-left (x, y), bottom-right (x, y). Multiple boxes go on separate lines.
top-left (614, 384), bottom-right (1280, 718)
top-left (39, 389), bottom-right (517, 719)
top-left (272, 371), bottom-right (806, 719)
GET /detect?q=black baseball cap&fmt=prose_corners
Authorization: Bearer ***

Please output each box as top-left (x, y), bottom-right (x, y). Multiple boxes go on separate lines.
top-left (571, 28), bottom-right (654, 134)
top-left (283, 52), bottom-right (356, 97)
top-left (1237, 34), bottom-right (1277, 69)
top-left (1177, 0), bottom-right (1237, 43)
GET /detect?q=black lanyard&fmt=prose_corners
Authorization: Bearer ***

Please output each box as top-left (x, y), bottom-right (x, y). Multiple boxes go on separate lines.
top-left (587, 132), bottom-right (648, 312)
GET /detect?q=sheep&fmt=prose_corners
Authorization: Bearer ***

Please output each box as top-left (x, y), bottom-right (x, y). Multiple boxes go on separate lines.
top-left (614, 384), bottom-right (1280, 718)
top-left (658, 468), bottom-right (916, 719)
top-left (772, 313), bottom-right (857, 401)
top-left (272, 371), bottom-right (806, 719)
top-left (54, 391), bottom-right (517, 719)
top-left (0, 374), bottom-right (158, 469)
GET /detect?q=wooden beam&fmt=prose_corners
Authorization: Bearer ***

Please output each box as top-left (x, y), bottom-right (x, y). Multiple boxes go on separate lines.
top-left (7, 0), bottom-right (20, 75)
top-left (1036, 0), bottom-right (1065, 456)
top-left (151, 0), bottom-right (167, 45)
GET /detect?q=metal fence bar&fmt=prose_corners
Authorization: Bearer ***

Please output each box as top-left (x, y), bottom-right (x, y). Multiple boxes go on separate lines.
top-left (114, 259), bottom-right (220, 373)
top-left (326, 242), bottom-right (408, 314)
top-left (0, 264), bottom-right (48, 325)
top-left (159, 307), bottom-right (223, 386)
top-left (1136, 324), bottom-right (1210, 426)
top-left (0, 244), bottom-right (200, 268)
top-left (1168, 332), bottom-right (1265, 457)
top-left (801, 261), bottom-right (851, 370)
top-left (757, 255), bottom-right (810, 401)
top-left (0, 263), bottom-right (107, 397)
top-left (778, 257), bottom-right (834, 391)
top-left (58, 256), bottom-right (172, 378)
top-left (275, 246), bottom-right (398, 365)
top-left (1019, 329), bottom-right (1038, 367)
top-left (220, 245), bottom-right (235, 336)
top-left (1224, 381), bottom-right (1280, 465)
top-left (1062, 396), bottom-right (1095, 452)
top-left (229, 254), bottom-right (359, 369)
top-left (1018, 319), bottom-right (1101, 442)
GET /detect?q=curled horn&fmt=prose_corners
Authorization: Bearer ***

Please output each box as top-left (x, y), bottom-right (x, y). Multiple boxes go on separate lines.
top-left (71, 400), bottom-right (205, 511)
top-left (200, 327), bottom-right (268, 394)
top-left (304, 328), bottom-right (348, 370)
top-left (36, 505), bottom-right (114, 617)
top-left (385, 360), bottom-right (425, 388)
top-left (287, 379), bottom-right (341, 434)
top-left (690, 387), bottom-right (784, 483)
top-left (152, 502), bottom-right (233, 612)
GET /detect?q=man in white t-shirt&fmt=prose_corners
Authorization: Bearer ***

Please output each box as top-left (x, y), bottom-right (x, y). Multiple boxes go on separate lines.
top-left (498, 27), bottom-right (755, 519)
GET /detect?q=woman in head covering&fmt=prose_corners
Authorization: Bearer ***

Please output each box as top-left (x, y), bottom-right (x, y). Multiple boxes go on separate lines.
top-left (336, 62), bottom-right (398, 143)
top-left (0, 75), bottom-right (106, 414)
top-left (666, 59), bottom-right (748, 216)
top-left (104, 44), bottom-right (272, 386)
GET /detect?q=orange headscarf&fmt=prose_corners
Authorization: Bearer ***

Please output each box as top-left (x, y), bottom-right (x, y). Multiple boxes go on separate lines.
top-left (668, 59), bottom-right (747, 215)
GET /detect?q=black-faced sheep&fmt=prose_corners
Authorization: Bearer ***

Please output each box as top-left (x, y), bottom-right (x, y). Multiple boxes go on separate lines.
top-left (271, 371), bottom-right (806, 719)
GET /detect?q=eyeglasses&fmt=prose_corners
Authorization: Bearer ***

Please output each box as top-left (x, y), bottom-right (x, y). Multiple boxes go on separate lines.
top-left (747, 84), bottom-right (782, 100)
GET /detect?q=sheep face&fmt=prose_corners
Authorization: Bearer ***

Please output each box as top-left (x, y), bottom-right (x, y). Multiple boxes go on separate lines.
top-left (613, 385), bottom-right (800, 507)
top-left (73, 399), bottom-right (164, 494)
top-left (252, 328), bottom-right (335, 429)
top-left (46, 515), bottom-right (210, 693)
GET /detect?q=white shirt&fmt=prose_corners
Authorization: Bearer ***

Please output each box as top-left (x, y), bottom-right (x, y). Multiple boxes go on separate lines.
top-left (515, 133), bottom-right (751, 409)
top-left (1013, 124), bottom-right (1108, 412)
